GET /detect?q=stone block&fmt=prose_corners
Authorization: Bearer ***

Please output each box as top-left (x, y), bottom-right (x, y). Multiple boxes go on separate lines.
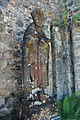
top-left (0, 107), bottom-right (9, 117)
top-left (0, 89), bottom-right (10, 97)
top-left (50, 114), bottom-right (61, 120)
top-left (10, 0), bottom-right (16, 5)
top-left (0, 23), bottom-right (5, 33)
top-left (0, 96), bottom-right (5, 107)
top-left (0, 16), bottom-right (4, 22)
top-left (0, 1), bottom-right (7, 8)
top-left (0, 9), bottom-right (2, 14)
top-left (16, 20), bottom-right (23, 28)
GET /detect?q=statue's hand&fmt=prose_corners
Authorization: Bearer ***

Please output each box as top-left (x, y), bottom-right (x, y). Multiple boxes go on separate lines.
top-left (38, 37), bottom-right (49, 50)
top-left (38, 37), bottom-right (51, 43)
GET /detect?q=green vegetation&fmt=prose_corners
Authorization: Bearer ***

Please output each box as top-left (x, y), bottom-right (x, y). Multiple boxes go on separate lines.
top-left (63, 4), bottom-right (67, 25)
top-left (63, 0), bottom-right (66, 3)
top-left (73, 12), bottom-right (80, 22)
top-left (55, 91), bottom-right (80, 120)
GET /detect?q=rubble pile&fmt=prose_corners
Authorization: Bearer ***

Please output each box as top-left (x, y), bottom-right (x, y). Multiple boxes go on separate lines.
top-left (16, 85), bottom-right (59, 120)
top-left (26, 87), bottom-right (49, 106)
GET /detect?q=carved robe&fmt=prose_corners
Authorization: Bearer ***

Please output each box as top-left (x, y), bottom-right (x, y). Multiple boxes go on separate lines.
top-left (22, 23), bottom-right (49, 88)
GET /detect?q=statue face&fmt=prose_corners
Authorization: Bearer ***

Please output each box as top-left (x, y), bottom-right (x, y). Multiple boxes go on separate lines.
top-left (31, 8), bottom-right (44, 27)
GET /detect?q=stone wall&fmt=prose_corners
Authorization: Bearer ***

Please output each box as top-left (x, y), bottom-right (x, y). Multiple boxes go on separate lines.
top-left (73, 22), bottom-right (80, 91)
top-left (51, 24), bottom-right (74, 100)
top-left (0, 0), bottom-right (63, 112)
top-left (0, 0), bottom-right (80, 116)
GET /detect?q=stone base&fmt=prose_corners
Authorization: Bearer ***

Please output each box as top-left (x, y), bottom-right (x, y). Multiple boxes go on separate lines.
top-left (27, 102), bottom-right (58, 120)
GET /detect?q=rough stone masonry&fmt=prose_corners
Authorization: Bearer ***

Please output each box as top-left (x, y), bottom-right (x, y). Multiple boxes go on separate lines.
top-left (0, 0), bottom-right (80, 117)
top-left (0, 0), bottom-right (62, 107)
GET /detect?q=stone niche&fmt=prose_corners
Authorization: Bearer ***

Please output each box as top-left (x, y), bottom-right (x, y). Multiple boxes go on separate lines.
top-left (22, 8), bottom-right (53, 97)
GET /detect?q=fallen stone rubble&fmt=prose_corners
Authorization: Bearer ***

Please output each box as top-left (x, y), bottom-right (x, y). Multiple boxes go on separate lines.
top-left (17, 86), bottom-right (60, 120)
top-left (0, 86), bottom-right (60, 120)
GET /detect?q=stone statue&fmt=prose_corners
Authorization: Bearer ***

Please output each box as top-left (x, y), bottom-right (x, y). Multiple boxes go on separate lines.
top-left (22, 8), bottom-right (49, 88)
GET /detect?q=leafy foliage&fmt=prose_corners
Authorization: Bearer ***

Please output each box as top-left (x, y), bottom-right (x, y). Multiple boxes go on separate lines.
top-left (63, 96), bottom-right (70, 118)
top-left (63, 0), bottom-right (66, 3)
top-left (73, 12), bottom-right (80, 22)
top-left (54, 98), bottom-right (62, 116)
top-left (55, 91), bottom-right (80, 120)
top-left (75, 107), bottom-right (80, 120)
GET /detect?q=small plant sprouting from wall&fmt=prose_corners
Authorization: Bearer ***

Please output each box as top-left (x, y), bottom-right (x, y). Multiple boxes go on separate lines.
top-left (63, 4), bottom-right (67, 25)
top-left (73, 12), bottom-right (80, 22)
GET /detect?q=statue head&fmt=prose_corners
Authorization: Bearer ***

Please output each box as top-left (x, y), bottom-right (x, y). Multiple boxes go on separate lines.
top-left (31, 8), bottom-right (44, 27)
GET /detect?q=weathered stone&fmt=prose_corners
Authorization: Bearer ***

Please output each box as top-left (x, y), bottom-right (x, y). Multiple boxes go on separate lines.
top-left (0, 9), bottom-right (2, 14)
top-left (16, 20), bottom-right (23, 28)
top-left (10, 0), bottom-right (16, 5)
top-left (0, 23), bottom-right (5, 33)
top-left (0, 97), bottom-right (5, 107)
top-left (31, 8), bottom-right (44, 27)
top-left (0, 107), bottom-right (9, 117)
top-left (0, 16), bottom-right (4, 21)
top-left (73, 22), bottom-right (80, 91)
top-left (0, 89), bottom-right (10, 97)
top-left (0, 43), bottom-right (10, 52)
top-left (16, 36), bottom-right (23, 41)
top-left (15, 45), bottom-right (18, 49)
top-left (6, 0), bottom-right (9, 2)
top-left (0, 0), bottom-right (80, 118)
top-left (13, 40), bottom-right (19, 45)
top-left (0, 1), bottom-right (7, 8)
top-left (17, 30), bottom-right (24, 35)
top-left (50, 114), bottom-right (61, 120)
top-left (22, 8), bottom-right (50, 89)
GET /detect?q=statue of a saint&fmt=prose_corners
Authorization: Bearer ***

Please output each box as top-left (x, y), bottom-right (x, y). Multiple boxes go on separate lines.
top-left (22, 8), bottom-right (49, 88)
